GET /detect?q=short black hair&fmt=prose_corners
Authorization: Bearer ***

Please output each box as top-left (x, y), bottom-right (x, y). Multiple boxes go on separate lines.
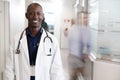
top-left (27, 3), bottom-right (43, 12)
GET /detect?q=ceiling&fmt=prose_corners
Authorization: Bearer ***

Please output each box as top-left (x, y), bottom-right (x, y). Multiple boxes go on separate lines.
top-left (34, 0), bottom-right (76, 5)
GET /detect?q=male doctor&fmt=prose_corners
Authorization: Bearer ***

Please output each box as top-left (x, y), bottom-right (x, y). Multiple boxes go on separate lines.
top-left (4, 3), bottom-right (64, 80)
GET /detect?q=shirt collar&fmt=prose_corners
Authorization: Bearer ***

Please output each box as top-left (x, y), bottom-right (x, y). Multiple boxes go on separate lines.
top-left (26, 27), bottom-right (43, 37)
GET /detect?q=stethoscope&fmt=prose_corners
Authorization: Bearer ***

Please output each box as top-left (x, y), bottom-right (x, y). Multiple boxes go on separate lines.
top-left (16, 28), bottom-right (53, 56)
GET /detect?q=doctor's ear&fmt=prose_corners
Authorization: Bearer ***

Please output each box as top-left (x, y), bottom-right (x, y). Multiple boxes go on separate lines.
top-left (25, 13), bottom-right (28, 19)
top-left (42, 13), bottom-right (44, 20)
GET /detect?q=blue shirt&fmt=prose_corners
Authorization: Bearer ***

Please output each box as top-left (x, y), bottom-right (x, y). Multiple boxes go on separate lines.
top-left (26, 28), bottom-right (43, 66)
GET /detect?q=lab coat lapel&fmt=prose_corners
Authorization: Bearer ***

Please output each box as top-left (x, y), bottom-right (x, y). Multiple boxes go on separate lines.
top-left (19, 29), bottom-right (47, 66)
top-left (35, 29), bottom-right (47, 80)
top-left (20, 32), bottom-right (29, 65)
top-left (35, 29), bottom-right (47, 68)
top-left (36, 29), bottom-right (46, 58)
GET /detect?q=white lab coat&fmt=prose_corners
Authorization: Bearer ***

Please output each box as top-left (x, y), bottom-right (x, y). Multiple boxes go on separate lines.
top-left (4, 29), bottom-right (64, 80)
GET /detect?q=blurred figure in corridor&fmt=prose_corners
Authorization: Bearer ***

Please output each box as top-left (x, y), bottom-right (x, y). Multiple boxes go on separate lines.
top-left (68, 12), bottom-right (91, 80)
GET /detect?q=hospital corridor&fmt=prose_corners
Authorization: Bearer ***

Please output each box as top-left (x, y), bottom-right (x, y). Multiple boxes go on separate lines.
top-left (1, 0), bottom-right (120, 80)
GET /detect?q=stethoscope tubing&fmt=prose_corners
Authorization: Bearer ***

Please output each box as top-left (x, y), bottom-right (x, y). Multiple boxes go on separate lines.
top-left (44, 30), bottom-right (53, 43)
top-left (16, 30), bottom-right (25, 54)
top-left (16, 28), bottom-right (53, 54)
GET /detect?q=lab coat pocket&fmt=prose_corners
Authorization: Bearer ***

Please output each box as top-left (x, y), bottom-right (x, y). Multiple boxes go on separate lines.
top-left (45, 49), bottom-right (54, 67)
top-left (44, 41), bottom-right (53, 56)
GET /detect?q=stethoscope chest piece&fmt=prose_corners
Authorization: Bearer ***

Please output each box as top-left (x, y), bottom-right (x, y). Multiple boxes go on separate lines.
top-left (44, 38), bottom-right (53, 56)
top-left (16, 49), bottom-right (20, 54)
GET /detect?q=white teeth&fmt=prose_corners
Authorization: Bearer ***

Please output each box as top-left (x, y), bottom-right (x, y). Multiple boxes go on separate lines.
top-left (33, 20), bottom-right (38, 23)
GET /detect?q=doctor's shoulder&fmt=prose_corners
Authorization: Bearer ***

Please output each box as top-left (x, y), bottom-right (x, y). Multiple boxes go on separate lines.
top-left (11, 30), bottom-right (24, 49)
top-left (13, 31), bottom-right (24, 41)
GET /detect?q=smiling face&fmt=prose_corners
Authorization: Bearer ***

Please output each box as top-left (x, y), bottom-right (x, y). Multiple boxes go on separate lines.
top-left (26, 3), bottom-right (44, 29)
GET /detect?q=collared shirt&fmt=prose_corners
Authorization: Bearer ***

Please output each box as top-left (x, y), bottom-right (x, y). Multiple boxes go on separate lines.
top-left (68, 25), bottom-right (91, 59)
top-left (26, 27), bottom-right (43, 66)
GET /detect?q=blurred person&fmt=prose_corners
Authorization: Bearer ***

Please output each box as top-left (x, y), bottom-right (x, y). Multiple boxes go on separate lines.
top-left (68, 12), bottom-right (91, 80)
top-left (4, 3), bottom-right (64, 80)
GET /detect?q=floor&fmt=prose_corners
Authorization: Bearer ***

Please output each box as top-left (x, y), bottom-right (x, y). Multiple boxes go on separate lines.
top-left (61, 48), bottom-right (70, 80)
top-left (61, 48), bottom-right (85, 80)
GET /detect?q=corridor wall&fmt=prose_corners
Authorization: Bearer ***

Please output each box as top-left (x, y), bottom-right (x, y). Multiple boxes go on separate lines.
top-left (0, 1), bottom-right (9, 80)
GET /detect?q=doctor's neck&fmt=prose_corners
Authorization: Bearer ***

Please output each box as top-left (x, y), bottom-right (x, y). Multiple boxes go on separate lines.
top-left (28, 26), bottom-right (41, 37)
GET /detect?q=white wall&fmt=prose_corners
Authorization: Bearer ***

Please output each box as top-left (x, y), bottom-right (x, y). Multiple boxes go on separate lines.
top-left (93, 60), bottom-right (120, 80)
top-left (0, 1), bottom-right (9, 80)
top-left (0, 2), bottom-right (5, 80)
top-left (87, 54), bottom-right (120, 80)
top-left (9, 0), bottom-right (25, 42)
top-left (60, 1), bottom-right (75, 48)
